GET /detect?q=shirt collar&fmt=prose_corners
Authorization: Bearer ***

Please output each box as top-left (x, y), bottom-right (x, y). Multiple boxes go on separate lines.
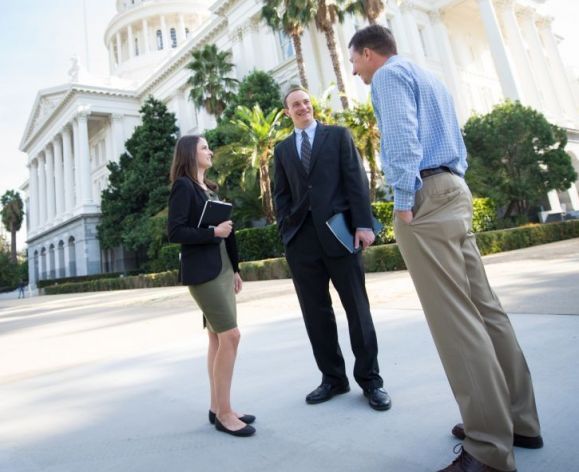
top-left (294, 120), bottom-right (317, 135)
top-left (386, 54), bottom-right (400, 65)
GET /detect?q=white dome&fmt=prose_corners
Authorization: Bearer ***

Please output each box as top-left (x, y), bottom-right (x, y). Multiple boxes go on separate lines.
top-left (105, 0), bottom-right (212, 80)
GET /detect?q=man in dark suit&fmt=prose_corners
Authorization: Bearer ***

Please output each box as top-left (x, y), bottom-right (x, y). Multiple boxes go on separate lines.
top-left (273, 86), bottom-right (391, 411)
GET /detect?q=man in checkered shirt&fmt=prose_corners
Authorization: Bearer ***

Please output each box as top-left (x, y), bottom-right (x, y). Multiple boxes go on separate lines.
top-left (348, 25), bottom-right (542, 472)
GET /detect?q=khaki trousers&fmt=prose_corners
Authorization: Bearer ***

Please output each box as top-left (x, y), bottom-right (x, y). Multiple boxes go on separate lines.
top-left (394, 173), bottom-right (540, 471)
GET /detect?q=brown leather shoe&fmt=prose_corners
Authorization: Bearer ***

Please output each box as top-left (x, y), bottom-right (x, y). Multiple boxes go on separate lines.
top-left (452, 423), bottom-right (543, 449)
top-left (438, 446), bottom-right (515, 471)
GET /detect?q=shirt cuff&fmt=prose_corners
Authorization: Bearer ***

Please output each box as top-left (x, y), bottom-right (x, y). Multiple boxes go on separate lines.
top-left (356, 228), bottom-right (373, 232)
top-left (394, 188), bottom-right (415, 211)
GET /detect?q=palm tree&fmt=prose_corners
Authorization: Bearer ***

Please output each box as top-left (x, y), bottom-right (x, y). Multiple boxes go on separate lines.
top-left (231, 104), bottom-right (288, 223)
top-left (339, 99), bottom-right (381, 201)
top-left (187, 44), bottom-right (239, 117)
top-left (263, 1), bottom-right (351, 109)
top-left (309, 0), bottom-right (351, 109)
top-left (262, 0), bottom-right (311, 89)
top-left (344, 0), bottom-right (384, 25)
top-left (1, 190), bottom-right (24, 263)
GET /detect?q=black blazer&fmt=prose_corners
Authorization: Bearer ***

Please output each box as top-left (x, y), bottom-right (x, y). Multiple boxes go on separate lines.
top-left (167, 176), bottom-right (239, 285)
top-left (273, 122), bottom-right (373, 258)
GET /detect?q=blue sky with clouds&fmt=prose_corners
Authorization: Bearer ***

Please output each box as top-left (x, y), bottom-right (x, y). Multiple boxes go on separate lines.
top-left (0, 0), bottom-right (577, 247)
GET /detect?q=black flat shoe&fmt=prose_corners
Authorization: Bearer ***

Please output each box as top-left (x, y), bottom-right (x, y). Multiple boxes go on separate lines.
top-left (305, 383), bottom-right (350, 404)
top-left (208, 410), bottom-right (256, 425)
top-left (214, 417), bottom-right (256, 437)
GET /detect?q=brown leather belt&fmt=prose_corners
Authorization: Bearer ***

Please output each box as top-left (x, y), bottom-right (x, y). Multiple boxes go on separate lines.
top-left (420, 166), bottom-right (453, 179)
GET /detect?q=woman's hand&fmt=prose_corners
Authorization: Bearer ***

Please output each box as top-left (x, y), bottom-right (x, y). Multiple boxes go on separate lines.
top-left (233, 272), bottom-right (243, 294)
top-left (213, 220), bottom-right (233, 238)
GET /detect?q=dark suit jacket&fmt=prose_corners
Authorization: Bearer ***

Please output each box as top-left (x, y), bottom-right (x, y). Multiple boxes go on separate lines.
top-left (273, 122), bottom-right (373, 258)
top-left (167, 176), bottom-right (239, 285)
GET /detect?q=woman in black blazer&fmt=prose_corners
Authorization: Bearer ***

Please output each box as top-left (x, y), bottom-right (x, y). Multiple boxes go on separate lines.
top-left (168, 135), bottom-right (255, 437)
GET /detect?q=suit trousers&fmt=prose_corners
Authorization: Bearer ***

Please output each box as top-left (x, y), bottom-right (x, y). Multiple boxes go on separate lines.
top-left (285, 214), bottom-right (383, 391)
top-left (394, 173), bottom-right (540, 471)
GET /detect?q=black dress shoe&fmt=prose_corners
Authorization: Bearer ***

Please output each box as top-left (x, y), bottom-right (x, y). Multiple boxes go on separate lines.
top-left (209, 410), bottom-right (256, 425)
top-left (452, 423), bottom-right (543, 449)
top-left (364, 387), bottom-right (392, 411)
top-left (305, 383), bottom-right (350, 404)
top-left (214, 417), bottom-right (256, 437)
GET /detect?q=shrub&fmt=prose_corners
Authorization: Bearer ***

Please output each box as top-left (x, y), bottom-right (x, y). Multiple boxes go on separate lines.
top-left (371, 201), bottom-right (395, 244)
top-left (236, 224), bottom-right (284, 261)
top-left (472, 198), bottom-right (496, 232)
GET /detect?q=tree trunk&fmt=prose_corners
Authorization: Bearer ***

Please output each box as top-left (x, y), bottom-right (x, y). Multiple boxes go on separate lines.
top-left (369, 168), bottom-right (377, 202)
top-left (504, 200), bottom-right (516, 218)
top-left (259, 158), bottom-right (275, 224)
top-left (10, 223), bottom-right (17, 263)
top-left (323, 27), bottom-right (350, 109)
top-left (292, 33), bottom-right (309, 90)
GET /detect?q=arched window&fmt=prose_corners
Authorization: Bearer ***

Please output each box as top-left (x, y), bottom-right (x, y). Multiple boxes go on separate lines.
top-left (156, 30), bottom-right (163, 50)
top-left (113, 43), bottom-right (119, 64)
top-left (170, 27), bottom-right (177, 48)
top-left (135, 37), bottom-right (139, 56)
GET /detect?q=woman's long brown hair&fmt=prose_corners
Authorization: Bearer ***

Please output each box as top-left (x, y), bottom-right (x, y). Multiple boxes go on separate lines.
top-left (169, 135), bottom-right (217, 190)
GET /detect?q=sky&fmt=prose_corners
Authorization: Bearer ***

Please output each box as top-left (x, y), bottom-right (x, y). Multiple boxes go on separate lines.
top-left (0, 0), bottom-right (578, 249)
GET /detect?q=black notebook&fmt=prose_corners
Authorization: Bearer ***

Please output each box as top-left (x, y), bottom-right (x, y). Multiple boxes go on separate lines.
top-left (197, 200), bottom-right (233, 228)
top-left (326, 212), bottom-right (383, 254)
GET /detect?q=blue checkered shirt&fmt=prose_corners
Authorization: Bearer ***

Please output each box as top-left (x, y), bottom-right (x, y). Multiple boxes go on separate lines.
top-left (371, 55), bottom-right (468, 211)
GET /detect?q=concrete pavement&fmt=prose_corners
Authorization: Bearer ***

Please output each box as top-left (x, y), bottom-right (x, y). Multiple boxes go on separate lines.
top-left (0, 239), bottom-right (578, 472)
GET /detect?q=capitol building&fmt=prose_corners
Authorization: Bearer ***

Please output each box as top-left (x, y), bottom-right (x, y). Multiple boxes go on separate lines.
top-left (19, 0), bottom-right (579, 288)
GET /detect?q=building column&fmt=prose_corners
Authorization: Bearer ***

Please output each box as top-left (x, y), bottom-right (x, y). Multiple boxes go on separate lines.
top-left (45, 144), bottom-right (56, 223)
top-left (29, 159), bottom-right (39, 230)
top-left (72, 119), bottom-right (82, 208)
top-left (399, 0), bottom-right (427, 68)
top-left (536, 16), bottom-right (578, 122)
top-left (127, 24), bottom-right (135, 58)
top-left (115, 31), bottom-right (122, 65)
top-left (429, 10), bottom-right (466, 121)
top-left (178, 14), bottom-right (186, 44)
top-left (110, 113), bottom-right (125, 162)
top-left (76, 110), bottom-right (93, 206)
top-left (142, 18), bottom-right (150, 53)
top-left (62, 126), bottom-right (74, 213)
top-left (494, 0), bottom-right (540, 108)
top-left (565, 183), bottom-right (579, 211)
top-left (386, 1), bottom-right (412, 56)
top-left (476, 0), bottom-right (521, 100)
top-left (108, 42), bottom-right (115, 72)
top-left (37, 154), bottom-right (47, 226)
top-left (160, 15), bottom-right (169, 50)
top-left (517, 7), bottom-right (561, 116)
top-left (53, 135), bottom-right (64, 219)
top-left (547, 189), bottom-right (563, 213)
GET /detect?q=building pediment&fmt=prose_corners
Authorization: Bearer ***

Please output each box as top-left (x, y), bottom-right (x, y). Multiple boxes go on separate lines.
top-left (31, 90), bottom-right (71, 136)
top-left (20, 83), bottom-right (137, 152)
top-left (20, 85), bottom-right (73, 152)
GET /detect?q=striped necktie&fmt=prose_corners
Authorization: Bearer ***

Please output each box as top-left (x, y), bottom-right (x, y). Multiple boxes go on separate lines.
top-left (301, 130), bottom-right (312, 173)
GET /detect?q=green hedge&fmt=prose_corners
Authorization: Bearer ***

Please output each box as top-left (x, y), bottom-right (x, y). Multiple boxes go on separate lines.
top-left (37, 270), bottom-right (144, 289)
top-left (236, 224), bottom-right (284, 262)
top-left (475, 220), bottom-right (579, 255)
top-left (44, 270), bottom-right (179, 294)
top-left (43, 220), bottom-right (579, 294)
top-left (234, 197), bottom-right (496, 260)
